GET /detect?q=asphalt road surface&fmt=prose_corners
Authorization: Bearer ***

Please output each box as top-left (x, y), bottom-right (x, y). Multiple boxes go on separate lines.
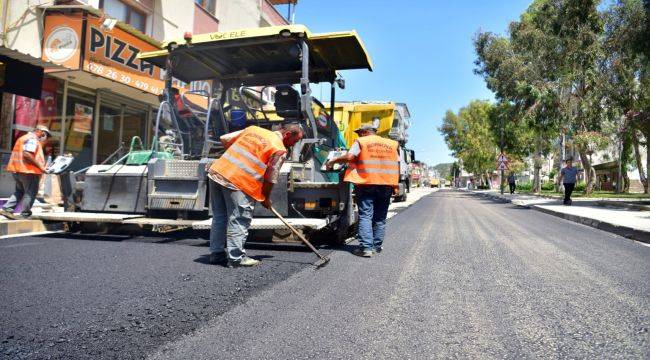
top-left (2, 190), bottom-right (649, 359)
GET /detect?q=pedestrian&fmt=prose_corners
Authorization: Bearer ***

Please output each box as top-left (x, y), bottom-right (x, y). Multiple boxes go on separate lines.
top-left (508, 172), bottom-right (516, 194)
top-left (558, 158), bottom-right (579, 205)
top-left (326, 124), bottom-right (399, 257)
top-left (0, 125), bottom-right (51, 220)
top-left (207, 124), bottom-right (303, 267)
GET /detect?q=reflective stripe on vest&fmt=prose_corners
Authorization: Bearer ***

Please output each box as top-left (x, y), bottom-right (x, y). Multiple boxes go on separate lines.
top-left (357, 168), bottom-right (399, 174)
top-left (221, 152), bottom-right (264, 182)
top-left (343, 135), bottom-right (399, 186)
top-left (6, 133), bottom-right (45, 175)
top-left (210, 126), bottom-right (285, 201)
top-left (229, 144), bottom-right (268, 172)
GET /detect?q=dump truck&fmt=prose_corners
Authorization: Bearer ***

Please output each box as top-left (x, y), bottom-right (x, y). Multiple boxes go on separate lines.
top-left (332, 102), bottom-right (415, 202)
top-left (35, 25), bottom-right (373, 244)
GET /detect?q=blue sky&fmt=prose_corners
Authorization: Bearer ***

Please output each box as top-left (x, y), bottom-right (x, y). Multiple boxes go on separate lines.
top-left (283, 0), bottom-right (532, 166)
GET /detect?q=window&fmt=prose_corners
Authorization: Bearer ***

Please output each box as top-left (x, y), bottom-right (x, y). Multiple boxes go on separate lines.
top-left (195, 0), bottom-right (216, 15)
top-left (101, 0), bottom-right (147, 33)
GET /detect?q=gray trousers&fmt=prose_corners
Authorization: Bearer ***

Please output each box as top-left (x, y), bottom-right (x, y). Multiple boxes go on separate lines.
top-left (209, 180), bottom-right (255, 262)
top-left (3, 173), bottom-right (41, 216)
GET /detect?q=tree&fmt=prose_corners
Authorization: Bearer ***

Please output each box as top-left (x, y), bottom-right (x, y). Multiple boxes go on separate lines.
top-left (470, 0), bottom-right (650, 196)
top-left (439, 100), bottom-right (498, 187)
top-left (598, 0), bottom-right (649, 193)
top-left (474, 2), bottom-right (564, 193)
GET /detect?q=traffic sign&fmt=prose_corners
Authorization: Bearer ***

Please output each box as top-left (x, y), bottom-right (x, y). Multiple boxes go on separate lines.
top-left (497, 153), bottom-right (508, 163)
top-left (497, 161), bottom-right (509, 170)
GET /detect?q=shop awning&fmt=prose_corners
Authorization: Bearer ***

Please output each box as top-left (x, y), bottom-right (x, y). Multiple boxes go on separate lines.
top-left (138, 25), bottom-right (372, 86)
top-left (593, 161), bottom-right (618, 170)
top-left (0, 47), bottom-right (66, 71)
top-left (0, 47), bottom-right (66, 98)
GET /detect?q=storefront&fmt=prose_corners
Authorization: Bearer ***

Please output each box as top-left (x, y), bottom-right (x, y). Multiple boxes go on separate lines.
top-left (1, 8), bottom-right (172, 196)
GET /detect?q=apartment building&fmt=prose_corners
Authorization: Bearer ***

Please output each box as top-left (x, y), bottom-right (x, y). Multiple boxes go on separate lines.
top-left (0, 0), bottom-right (291, 195)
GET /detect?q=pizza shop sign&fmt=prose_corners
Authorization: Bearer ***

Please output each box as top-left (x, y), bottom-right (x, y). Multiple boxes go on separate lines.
top-left (42, 13), bottom-right (168, 95)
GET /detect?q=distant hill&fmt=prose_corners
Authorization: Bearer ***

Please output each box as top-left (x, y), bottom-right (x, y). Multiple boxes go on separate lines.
top-left (429, 163), bottom-right (453, 179)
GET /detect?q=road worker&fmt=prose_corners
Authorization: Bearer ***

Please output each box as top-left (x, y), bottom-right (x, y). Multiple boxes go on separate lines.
top-left (0, 125), bottom-right (51, 220)
top-left (207, 124), bottom-right (304, 267)
top-left (326, 124), bottom-right (399, 257)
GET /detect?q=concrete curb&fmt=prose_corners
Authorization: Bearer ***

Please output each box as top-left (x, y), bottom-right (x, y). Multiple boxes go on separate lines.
top-left (0, 218), bottom-right (64, 239)
top-left (461, 189), bottom-right (650, 244)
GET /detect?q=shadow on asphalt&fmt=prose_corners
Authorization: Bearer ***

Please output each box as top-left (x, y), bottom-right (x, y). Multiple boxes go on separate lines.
top-left (192, 254), bottom-right (287, 268)
top-left (42, 232), bottom-right (136, 242)
top-left (506, 205), bottom-right (531, 210)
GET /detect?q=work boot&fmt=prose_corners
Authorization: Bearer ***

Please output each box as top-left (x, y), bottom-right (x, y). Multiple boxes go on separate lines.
top-left (227, 256), bottom-right (260, 268)
top-left (209, 252), bottom-right (227, 265)
top-left (352, 248), bottom-right (374, 258)
top-left (0, 208), bottom-right (17, 220)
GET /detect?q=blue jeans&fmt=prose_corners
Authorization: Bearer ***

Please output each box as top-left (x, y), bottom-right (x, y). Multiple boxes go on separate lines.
top-left (209, 180), bottom-right (255, 261)
top-left (356, 185), bottom-right (392, 251)
top-left (3, 173), bottom-right (40, 216)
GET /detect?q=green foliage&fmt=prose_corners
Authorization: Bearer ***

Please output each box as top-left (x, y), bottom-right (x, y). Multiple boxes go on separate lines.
top-left (517, 181), bottom-right (533, 191)
top-left (573, 131), bottom-right (610, 152)
top-left (574, 181), bottom-right (586, 192)
top-left (541, 181), bottom-right (556, 191)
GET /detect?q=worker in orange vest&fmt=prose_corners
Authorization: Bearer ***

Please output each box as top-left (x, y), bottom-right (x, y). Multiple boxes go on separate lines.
top-left (326, 124), bottom-right (399, 257)
top-left (1, 125), bottom-right (51, 220)
top-left (207, 124), bottom-right (304, 267)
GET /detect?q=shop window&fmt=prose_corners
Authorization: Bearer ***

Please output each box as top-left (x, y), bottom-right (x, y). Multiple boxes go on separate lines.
top-left (96, 101), bottom-right (122, 164)
top-left (3, 78), bottom-right (64, 160)
top-left (101, 0), bottom-right (147, 33)
top-left (62, 90), bottom-right (95, 172)
top-left (195, 0), bottom-right (216, 15)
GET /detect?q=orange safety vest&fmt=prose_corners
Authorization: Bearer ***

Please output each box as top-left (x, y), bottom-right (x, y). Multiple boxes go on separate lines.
top-left (210, 126), bottom-right (286, 201)
top-left (6, 133), bottom-right (45, 175)
top-left (344, 135), bottom-right (399, 186)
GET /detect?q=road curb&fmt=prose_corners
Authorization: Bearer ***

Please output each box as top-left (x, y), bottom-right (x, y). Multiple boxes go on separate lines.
top-left (460, 189), bottom-right (650, 244)
top-left (0, 218), bottom-right (65, 239)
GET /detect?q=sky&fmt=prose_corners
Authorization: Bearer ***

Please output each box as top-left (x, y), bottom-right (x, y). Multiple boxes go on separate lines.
top-left (279, 0), bottom-right (532, 166)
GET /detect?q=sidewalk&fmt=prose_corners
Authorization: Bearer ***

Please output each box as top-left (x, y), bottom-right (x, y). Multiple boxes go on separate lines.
top-left (464, 189), bottom-right (650, 244)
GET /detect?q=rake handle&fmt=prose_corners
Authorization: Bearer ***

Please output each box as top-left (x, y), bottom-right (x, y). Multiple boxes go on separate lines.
top-left (269, 206), bottom-right (327, 260)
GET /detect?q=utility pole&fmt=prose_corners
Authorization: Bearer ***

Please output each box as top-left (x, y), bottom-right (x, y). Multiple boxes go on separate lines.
top-left (500, 114), bottom-right (505, 195)
top-left (558, 128), bottom-right (566, 192)
top-left (617, 118), bottom-right (626, 193)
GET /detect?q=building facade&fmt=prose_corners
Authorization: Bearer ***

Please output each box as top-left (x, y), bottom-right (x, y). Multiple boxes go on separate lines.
top-left (0, 0), bottom-right (290, 196)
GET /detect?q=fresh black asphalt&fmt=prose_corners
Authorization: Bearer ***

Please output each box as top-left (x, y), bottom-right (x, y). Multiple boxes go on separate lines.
top-left (2, 190), bottom-right (649, 359)
top-left (0, 231), bottom-right (317, 359)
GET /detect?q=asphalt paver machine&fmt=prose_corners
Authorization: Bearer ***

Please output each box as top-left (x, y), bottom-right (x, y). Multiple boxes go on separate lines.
top-left (41, 25), bottom-right (373, 243)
